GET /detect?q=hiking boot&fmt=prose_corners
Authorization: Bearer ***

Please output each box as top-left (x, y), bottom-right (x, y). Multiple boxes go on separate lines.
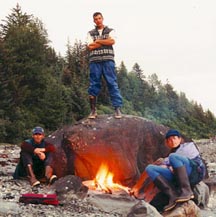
top-left (88, 95), bottom-right (97, 119)
top-left (174, 166), bottom-right (194, 203)
top-left (88, 109), bottom-right (97, 119)
top-left (154, 175), bottom-right (178, 212)
top-left (114, 107), bottom-right (122, 119)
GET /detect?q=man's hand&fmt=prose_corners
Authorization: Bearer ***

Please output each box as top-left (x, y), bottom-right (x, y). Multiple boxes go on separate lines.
top-left (87, 37), bottom-right (115, 51)
top-left (154, 158), bottom-right (164, 165)
top-left (95, 37), bottom-right (115, 46)
top-left (34, 148), bottom-right (46, 160)
top-left (37, 152), bottom-right (46, 160)
top-left (87, 42), bottom-right (102, 51)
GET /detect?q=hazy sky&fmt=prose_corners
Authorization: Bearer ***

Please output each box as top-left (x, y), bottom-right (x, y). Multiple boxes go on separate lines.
top-left (1, 0), bottom-right (216, 115)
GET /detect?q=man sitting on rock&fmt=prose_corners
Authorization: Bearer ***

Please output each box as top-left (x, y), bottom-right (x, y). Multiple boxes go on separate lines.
top-left (142, 129), bottom-right (206, 212)
top-left (13, 126), bottom-right (57, 187)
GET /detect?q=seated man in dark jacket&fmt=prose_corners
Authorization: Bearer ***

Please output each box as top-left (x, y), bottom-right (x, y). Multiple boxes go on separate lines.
top-left (13, 126), bottom-right (57, 187)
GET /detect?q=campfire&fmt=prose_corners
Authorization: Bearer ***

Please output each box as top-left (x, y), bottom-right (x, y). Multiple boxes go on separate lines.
top-left (83, 163), bottom-right (130, 194)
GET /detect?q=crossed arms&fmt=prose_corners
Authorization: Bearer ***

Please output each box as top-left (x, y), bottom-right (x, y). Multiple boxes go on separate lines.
top-left (87, 37), bottom-right (115, 51)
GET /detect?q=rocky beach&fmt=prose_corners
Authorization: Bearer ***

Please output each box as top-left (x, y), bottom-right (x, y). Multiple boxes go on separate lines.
top-left (0, 139), bottom-right (216, 217)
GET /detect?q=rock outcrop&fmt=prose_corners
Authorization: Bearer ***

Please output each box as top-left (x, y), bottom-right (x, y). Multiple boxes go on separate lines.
top-left (46, 115), bottom-right (170, 186)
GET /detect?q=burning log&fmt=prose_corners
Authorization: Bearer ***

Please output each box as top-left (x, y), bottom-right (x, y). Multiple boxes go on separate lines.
top-left (95, 180), bottom-right (112, 194)
top-left (113, 183), bottom-right (131, 194)
top-left (82, 163), bottom-right (131, 195)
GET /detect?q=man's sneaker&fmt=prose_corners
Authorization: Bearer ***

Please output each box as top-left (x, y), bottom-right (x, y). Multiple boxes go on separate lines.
top-left (49, 175), bottom-right (57, 185)
top-left (30, 178), bottom-right (40, 187)
top-left (114, 107), bottom-right (122, 119)
top-left (88, 109), bottom-right (97, 119)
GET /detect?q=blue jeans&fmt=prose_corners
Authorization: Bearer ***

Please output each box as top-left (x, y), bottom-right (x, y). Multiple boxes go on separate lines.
top-left (88, 60), bottom-right (123, 108)
top-left (145, 153), bottom-right (192, 181)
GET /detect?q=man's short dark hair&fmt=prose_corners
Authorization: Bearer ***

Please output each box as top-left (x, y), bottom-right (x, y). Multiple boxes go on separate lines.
top-left (93, 12), bottom-right (103, 18)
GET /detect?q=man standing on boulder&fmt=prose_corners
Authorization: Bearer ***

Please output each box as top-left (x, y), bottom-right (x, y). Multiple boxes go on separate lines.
top-left (86, 12), bottom-right (123, 119)
top-left (13, 126), bottom-right (57, 187)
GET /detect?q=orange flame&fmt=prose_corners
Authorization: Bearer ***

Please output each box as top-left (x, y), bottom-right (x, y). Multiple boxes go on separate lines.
top-left (93, 163), bottom-right (130, 193)
top-left (95, 163), bottom-right (113, 188)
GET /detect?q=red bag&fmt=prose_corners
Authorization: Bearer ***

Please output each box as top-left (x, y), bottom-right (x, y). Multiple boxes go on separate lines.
top-left (19, 193), bottom-right (59, 206)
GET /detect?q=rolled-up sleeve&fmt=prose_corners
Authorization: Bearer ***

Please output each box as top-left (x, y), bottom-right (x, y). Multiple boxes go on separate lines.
top-left (86, 32), bottom-right (94, 45)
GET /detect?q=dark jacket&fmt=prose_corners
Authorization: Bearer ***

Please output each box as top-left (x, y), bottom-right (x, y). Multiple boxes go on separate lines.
top-left (13, 139), bottom-right (55, 179)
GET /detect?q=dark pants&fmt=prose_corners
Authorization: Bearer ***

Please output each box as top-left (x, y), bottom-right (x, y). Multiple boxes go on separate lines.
top-left (13, 151), bottom-right (54, 179)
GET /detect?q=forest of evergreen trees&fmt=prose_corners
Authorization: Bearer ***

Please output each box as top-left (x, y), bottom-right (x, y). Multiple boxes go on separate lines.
top-left (0, 5), bottom-right (216, 144)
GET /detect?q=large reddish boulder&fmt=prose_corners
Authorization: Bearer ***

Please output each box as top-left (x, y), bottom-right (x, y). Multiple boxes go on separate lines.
top-left (46, 115), bottom-right (170, 186)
